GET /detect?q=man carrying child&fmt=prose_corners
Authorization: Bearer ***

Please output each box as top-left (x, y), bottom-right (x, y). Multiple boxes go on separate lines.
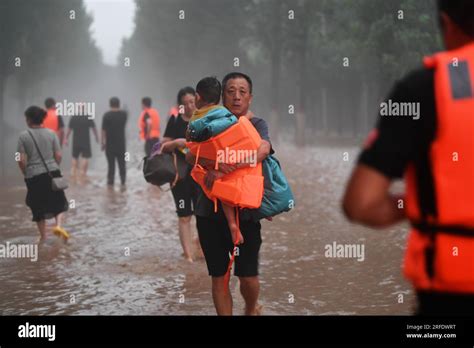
top-left (186, 73), bottom-right (273, 316)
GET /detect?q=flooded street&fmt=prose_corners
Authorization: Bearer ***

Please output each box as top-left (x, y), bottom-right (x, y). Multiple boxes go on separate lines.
top-left (0, 141), bottom-right (415, 315)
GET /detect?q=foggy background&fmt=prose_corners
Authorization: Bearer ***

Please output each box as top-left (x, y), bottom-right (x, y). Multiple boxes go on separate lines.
top-left (1, 0), bottom-right (441, 176)
top-left (0, 0), bottom-right (443, 315)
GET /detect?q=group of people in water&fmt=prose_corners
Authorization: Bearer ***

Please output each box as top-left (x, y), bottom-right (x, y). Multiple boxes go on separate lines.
top-left (17, 72), bottom-right (271, 315)
top-left (15, 0), bottom-right (474, 315)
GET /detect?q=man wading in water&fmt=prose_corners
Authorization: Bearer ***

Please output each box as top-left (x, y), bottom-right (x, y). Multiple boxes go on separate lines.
top-left (186, 72), bottom-right (273, 315)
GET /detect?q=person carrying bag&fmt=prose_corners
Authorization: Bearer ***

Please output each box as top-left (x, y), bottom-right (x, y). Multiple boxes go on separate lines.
top-left (17, 106), bottom-right (70, 242)
top-left (28, 130), bottom-right (69, 192)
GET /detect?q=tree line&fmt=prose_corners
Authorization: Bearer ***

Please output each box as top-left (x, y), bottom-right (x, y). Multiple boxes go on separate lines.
top-left (120, 0), bottom-right (442, 145)
top-left (0, 0), bottom-right (102, 176)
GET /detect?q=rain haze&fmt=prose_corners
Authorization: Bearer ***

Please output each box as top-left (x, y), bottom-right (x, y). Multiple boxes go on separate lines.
top-left (84, 0), bottom-right (136, 66)
top-left (3, 0), bottom-right (468, 325)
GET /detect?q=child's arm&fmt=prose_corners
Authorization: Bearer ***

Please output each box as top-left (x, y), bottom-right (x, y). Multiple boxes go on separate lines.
top-left (162, 138), bottom-right (186, 153)
top-left (203, 169), bottom-right (225, 189)
top-left (185, 151), bottom-right (215, 170)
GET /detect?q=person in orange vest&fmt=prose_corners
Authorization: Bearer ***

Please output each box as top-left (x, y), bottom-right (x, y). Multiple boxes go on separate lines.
top-left (168, 105), bottom-right (179, 118)
top-left (43, 98), bottom-right (65, 146)
top-left (138, 97), bottom-right (160, 156)
top-left (343, 0), bottom-right (474, 315)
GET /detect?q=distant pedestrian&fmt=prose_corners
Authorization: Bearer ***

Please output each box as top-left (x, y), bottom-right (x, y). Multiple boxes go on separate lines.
top-left (42, 98), bottom-right (65, 146)
top-left (64, 103), bottom-right (99, 181)
top-left (101, 97), bottom-right (128, 189)
top-left (138, 97), bottom-right (160, 157)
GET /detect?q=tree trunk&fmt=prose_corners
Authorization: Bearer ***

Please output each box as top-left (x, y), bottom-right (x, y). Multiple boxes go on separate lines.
top-left (321, 87), bottom-right (328, 135)
top-left (0, 61), bottom-right (6, 178)
top-left (360, 80), bottom-right (369, 136)
top-left (295, 15), bottom-right (308, 147)
top-left (269, 3), bottom-right (283, 144)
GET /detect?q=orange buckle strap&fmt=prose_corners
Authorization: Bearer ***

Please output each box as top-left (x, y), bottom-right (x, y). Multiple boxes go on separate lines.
top-left (194, 144), bottom-right (201, 167)
top-left (223, 207), bottom-right (241, 293)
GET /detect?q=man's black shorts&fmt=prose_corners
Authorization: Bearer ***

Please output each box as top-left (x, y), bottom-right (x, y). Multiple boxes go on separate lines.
top-left (196, 215), bottom-right (262, 277)
top-left (72, 145), bottom-right (91, 159)
top-left (171, 173), bottom-right (197, 217)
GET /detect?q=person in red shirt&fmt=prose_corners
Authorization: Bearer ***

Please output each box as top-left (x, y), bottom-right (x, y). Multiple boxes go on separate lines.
top-left (138, 97), bottom-right (160, 156)
top-left (42, 98), bottom-right (65, 145)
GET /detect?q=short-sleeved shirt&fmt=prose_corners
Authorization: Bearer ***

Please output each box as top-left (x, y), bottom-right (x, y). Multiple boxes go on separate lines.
top-left (358, 68), bottom-right (436, 179)
top-left (163, 114), bottom-right (189, 159)
top-left (164, 114), bottom-right (194, 181)
top-left (17, 128), bottom-right (61, 179)
top-left (68, 116), bottom-right (96, 149)
top-left (102, 110), bottom-right (127, 152)
top-left (194, 116), bottom-right (273, 219)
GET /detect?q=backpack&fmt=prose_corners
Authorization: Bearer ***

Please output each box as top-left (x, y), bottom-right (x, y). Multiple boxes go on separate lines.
top-left (248, 155), bottom-right (295, 220)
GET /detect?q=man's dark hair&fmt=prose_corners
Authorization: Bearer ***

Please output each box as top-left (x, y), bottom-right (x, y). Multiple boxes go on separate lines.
top-left (222, 72), bottom-right (253, 95)
top-left (110, 97), bottom-right (120, 108)
top-left (438, 0), bottom-right (474, 37)
top-left (177, 86), bottom-right (196, 105)
top-left (25, 106), bottom-right (47, 125)
top-left (196, 77), bottom-right (221, 104)
top-left (44, 97), bottom-right (56, 109)
top-left (142, 97), bottom-right (152, 108)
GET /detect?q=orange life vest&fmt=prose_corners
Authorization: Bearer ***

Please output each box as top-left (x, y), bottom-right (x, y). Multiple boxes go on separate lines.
top-left (187, 116), bottom-right (261, 161)
top-left (139, 108), bottom-right (160, 140)
top-left (169, 106), bottom-right (179, 118)
top-left (191, 163), bottom-right (264, 210)
top-left (187, 116), bottom-right (264, 211)
top-left (42, 109), bottom-right (59, 133)
top-left (403, 42), bottom-right (474, 294)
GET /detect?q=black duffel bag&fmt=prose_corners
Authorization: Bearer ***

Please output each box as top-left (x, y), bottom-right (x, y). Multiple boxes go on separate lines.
top-left (143, 152), bottom-right (188, 188)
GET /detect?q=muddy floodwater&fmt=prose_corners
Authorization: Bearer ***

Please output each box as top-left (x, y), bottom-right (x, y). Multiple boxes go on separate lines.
top-left (0, 140), bottom-right (415, 315)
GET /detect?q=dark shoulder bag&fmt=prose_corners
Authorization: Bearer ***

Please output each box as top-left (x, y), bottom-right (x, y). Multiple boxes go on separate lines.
top-left (143, 151), bottom-right (188, 189)
top-left (28, 130), bottom-right (68, 191)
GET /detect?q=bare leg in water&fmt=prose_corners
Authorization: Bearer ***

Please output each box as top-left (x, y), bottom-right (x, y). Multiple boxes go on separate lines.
top-left (178, 215), bottom-right (194, 262)
top-left (222, 203), bottom-right (244, 245)
top-left (36, 220), bottom-right (46, 243)
top-left (212, 276), bottom-right (233, 315)
top-left (55, 213), bottom-right (64, 228)
top-left (239, 276), bottom-right (262, 315)
top-left (211, 275), bottom-right (262, 315)
top-left (80, 158), bottom-right (89, 180)
top-left (71, 158), bottom-right (79, 180)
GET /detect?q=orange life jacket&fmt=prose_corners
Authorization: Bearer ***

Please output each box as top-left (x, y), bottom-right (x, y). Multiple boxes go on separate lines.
top-left (42, 109), bottom-right (59, 133)
top-left (187, 116), bottom-right (264, 211)
top-left (139, 108), bottom-right (160, 140)
top-left (403, 42), bottom-right (474, 294)
top-left (187, 116), bottom-right (262, 162)
top-left (169, 106), bottom-right (179, 117)
top-left (191, 163), bottom-right (264, 210)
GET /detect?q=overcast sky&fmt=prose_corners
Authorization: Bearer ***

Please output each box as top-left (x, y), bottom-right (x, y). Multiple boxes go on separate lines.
top-left (84, 0), bottom-right (136, 66)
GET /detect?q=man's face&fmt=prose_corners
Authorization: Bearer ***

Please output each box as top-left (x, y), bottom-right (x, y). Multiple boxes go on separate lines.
top-left (223, 77), bottom-right (252, 117)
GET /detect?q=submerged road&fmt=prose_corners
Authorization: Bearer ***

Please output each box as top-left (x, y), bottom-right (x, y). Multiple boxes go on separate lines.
top-left (0, 140), bottom-right (414, 315)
